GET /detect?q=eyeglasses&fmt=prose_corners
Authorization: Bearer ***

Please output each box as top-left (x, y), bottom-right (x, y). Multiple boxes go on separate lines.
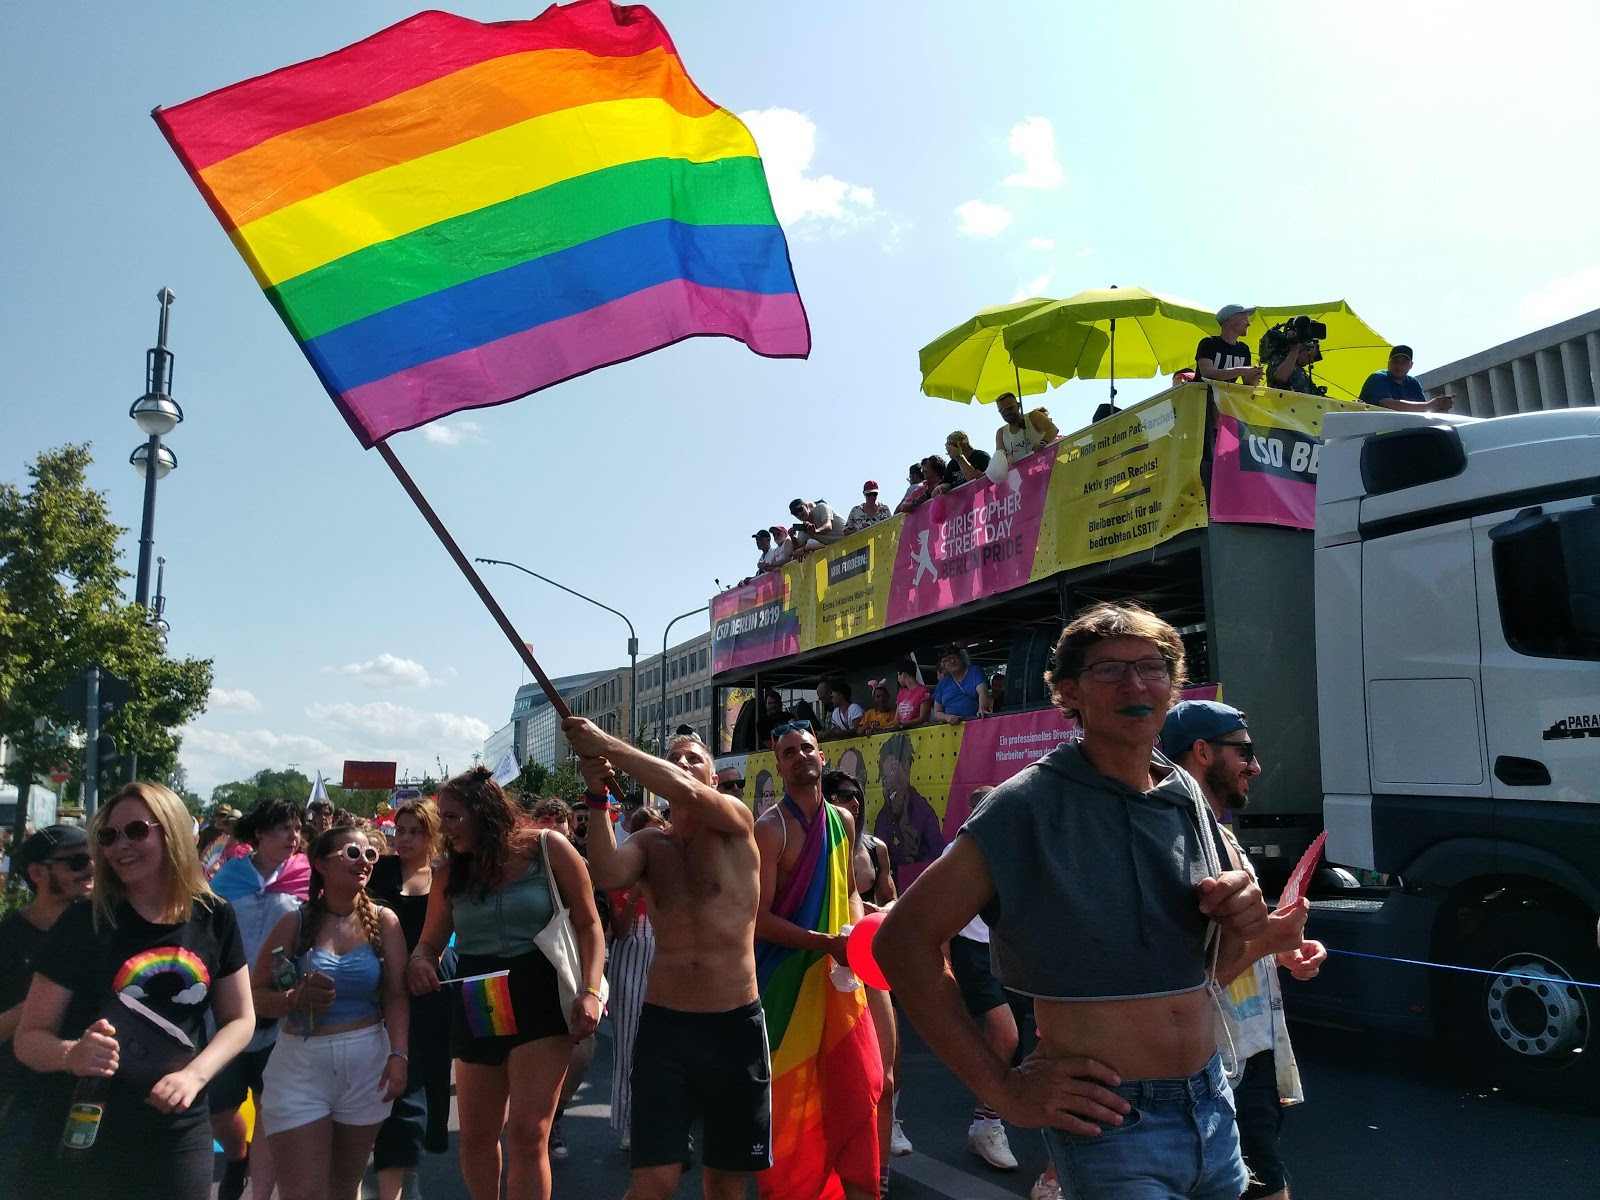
top-left (1209, 738), bottom-right (1256, 764)
top-left (769, 719), bottom-right (814, 742)
top-left (328, 843), bottom-right (380, 863)
top-left (833, 790), bottom-right (863, 804)
top-left (48, 852), bottom-right (93, 872)
top-left (1078, 657), bottom-right (1172, 685)
top-left (717, 779), bottom-right (747, 794)
top-left (96, 819), bottom-right (158, 847)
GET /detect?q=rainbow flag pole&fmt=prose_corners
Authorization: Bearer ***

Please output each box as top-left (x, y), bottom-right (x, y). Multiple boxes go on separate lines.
top-left (152, 1), bottom-right (807, 717)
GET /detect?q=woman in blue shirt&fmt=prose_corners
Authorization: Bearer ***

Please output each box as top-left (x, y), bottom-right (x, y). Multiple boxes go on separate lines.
top-left (932, 645), bottom-right (991, 723)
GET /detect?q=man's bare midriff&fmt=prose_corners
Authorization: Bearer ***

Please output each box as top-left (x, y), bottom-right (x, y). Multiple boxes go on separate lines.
top-left (1034, 987), bottom-right (1216, 1082)
top-left (638, 826), bottom-right (760, 1013)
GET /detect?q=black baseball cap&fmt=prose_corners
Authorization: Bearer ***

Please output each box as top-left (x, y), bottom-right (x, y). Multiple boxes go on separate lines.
top-left (1390, 345), bottom-right (1414, 360)
top-left (17, 824), bottom-right (89, 872)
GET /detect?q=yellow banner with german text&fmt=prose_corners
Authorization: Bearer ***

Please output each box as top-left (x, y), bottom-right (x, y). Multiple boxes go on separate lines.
top-left (795, 518), bottom-right (902, 650)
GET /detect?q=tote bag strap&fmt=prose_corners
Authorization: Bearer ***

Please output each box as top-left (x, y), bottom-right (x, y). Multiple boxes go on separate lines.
top-left (538, 830), bottom-right (569, 918)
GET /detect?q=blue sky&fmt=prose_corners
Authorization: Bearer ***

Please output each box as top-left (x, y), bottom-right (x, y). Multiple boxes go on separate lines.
top-left (6, 1), bottom-right (1599, 798)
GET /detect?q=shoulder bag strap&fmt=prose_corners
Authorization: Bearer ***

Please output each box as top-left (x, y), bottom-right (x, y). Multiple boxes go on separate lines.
top-left (538, 831), bottom-right (568, 918)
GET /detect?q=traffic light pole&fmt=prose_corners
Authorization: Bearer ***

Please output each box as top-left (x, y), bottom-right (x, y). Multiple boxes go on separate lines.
top-left (83, 666), bottom-right (101, 818)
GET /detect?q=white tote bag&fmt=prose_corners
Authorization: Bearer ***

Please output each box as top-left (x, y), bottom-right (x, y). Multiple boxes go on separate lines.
top-left (532, 830), bottom-right (608, 1028)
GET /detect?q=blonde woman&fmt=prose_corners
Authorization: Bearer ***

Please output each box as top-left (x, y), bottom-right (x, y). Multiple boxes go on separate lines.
top-left (253, 825), bottom-right (409, 1200)
top-left (16, 782), bottom-right (256, 1200)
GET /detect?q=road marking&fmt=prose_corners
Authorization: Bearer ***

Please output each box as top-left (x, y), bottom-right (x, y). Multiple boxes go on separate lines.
top-left (891, 1150), bottom-right (1025, 1199)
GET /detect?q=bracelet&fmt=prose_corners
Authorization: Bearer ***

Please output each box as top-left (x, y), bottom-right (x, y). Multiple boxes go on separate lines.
top-left (581, 792), bottom-right (610, 809)
top-left (580, 986), bottom-right (603, 1000)
top-left (388, 1050), bottom-right (409, 1062)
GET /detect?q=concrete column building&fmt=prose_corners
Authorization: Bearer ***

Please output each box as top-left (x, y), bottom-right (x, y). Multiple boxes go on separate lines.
top-left (1420, 307), bottom-right (1600, 415)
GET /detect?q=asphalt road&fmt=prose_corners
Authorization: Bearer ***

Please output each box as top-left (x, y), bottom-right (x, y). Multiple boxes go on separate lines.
top-left (367, 1015), bottom-right (1600, 1200)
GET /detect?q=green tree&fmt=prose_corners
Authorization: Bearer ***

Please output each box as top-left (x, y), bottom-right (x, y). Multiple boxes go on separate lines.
top-left (0, 445), bottom-right (213, 821)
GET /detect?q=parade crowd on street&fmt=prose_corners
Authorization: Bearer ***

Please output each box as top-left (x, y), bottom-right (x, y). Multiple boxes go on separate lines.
top-left (1, 603), bottom-right (1331, 1200)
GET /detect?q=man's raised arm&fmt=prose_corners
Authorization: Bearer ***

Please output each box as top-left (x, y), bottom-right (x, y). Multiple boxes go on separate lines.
top-left (574, 752), bottom-right (649, 891)
top-left (562, 716), bottom-right (752, 835)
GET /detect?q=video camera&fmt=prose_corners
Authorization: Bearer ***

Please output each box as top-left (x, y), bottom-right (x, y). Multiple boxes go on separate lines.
top-left (1259, 314), bottom-right (1328, 363)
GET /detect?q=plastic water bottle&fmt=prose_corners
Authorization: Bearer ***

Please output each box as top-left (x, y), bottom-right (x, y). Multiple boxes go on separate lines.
top-left (830, 925), bottom-right (861, 992)
top-left (270, 945), bottom-right (300, 991)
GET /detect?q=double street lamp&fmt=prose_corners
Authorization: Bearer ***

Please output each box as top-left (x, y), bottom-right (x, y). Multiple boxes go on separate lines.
top-left (130, 288), bottom-right (183, 611)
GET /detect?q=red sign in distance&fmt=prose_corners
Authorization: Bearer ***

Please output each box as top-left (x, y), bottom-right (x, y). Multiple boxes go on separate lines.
top-left (49, 764), bottom-right (71, 785)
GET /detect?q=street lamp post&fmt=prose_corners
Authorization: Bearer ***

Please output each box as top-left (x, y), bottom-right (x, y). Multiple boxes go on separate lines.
top-left (475, 558), bottom-right (640, 746)
top-left (659, 605), bottom-right (710, 755)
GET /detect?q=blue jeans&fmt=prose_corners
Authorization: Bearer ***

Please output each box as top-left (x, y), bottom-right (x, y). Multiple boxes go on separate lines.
top-left (1042, 1052), bottom-right (1249, 1200)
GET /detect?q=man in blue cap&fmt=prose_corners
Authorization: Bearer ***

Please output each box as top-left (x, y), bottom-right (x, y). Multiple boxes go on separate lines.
top-left (1358, 345), bottom-right (1454, 413)
top-left (1161, 701), bottom-right (1326, 1200)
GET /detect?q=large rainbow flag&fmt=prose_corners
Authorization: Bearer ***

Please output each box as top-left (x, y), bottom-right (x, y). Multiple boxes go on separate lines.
top-left (154, 0), bottom-right (809, 447)
top-left (755, 800), bottom-right (882, 1200)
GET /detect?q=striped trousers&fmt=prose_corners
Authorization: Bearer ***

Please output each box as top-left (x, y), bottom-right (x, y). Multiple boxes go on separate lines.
top-left (608, 914), bottom-right (656, 1132)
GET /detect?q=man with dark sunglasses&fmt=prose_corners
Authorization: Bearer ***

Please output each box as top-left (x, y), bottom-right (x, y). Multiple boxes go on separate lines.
top-left (1161, 701), bottom-right (1327, 1200)
top-left (0, 825), bottom-right (94, 1186)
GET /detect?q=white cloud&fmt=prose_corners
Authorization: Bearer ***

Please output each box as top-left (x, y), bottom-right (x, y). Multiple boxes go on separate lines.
top-left (182, 725), bottom-right (339, 794)
top-left (739, 108), bottom-right (875, 228)
top-left (422, 419), bottom-right (481, 446)
top-left (208, 687), bottom-right (261, 713)
top-left (955, 200), bottom-right (1014, 238)
top-left (1028, 237), bottom-right (1056, 251)
top-left (1003, 117), bottom-right (1065, 190)
top-left (335, 653), bottom-right (437, 689)
top-left (1012, 272), bottom-right (1055, 303)
top-left (1077, 247), bottom-right (1096, 259)
top-left (305, 701), bottom-right (492, 748)
top-left (1517, 265), bottom-right (1600, 330)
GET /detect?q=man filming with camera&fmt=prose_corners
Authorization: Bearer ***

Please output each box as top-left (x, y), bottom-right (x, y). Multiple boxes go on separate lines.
top-left (1263, 316), bottom-right (1325, 395)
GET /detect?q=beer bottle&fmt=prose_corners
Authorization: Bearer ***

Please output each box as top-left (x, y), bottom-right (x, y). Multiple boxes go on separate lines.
top-left (59, 1074), bottom-right (112, 1158)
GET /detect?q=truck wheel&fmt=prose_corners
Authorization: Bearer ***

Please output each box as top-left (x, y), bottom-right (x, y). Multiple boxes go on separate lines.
top-left (1449, 906), bottom-right (1600, 1104)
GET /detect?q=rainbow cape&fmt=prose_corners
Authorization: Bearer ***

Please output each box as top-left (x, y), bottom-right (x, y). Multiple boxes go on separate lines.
top-left (755, 800), bottom-right (882, 1200)
top-left (153, 0), bottom-right (809, 448)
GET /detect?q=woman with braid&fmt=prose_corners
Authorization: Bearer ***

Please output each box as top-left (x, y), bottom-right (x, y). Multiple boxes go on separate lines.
top-left (252, 825), bottom-right (410, 1200)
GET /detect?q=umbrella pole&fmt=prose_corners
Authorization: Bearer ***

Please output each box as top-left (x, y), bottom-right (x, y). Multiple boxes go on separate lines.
top-left (1109, 317), bottom-right (1117, 407)
top-left (1014, 363), bottom-right (1022, 397)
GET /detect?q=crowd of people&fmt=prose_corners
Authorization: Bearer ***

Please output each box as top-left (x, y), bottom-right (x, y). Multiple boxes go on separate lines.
top-left (0, 600), bottom-right (1330, 1200)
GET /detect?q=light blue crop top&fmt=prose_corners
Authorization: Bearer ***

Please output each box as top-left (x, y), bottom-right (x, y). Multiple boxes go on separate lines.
top-left (299, 943), bottom-right (382, 1026)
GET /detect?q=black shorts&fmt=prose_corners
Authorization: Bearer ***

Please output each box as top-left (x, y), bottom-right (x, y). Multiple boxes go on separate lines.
top-left (207, 1042), bottom-right (274, 1112)
top-left (1234, 1050), bottom-right (1288, 1199)
top-left (629, 1000), bottom-right (772, 1173)
top-left (449, 949), bottom-right (569, 1066)
top-left (950, 934), bottom-right (1008, 1018)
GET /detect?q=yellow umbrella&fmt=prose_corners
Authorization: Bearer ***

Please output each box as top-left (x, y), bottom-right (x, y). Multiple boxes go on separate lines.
top-left (1243, 301), bottom-right (1391, 402)
top-left (1002, 286), bottom-right (1216, 406)
top-left (919, 298), bottom-right (1068, 404)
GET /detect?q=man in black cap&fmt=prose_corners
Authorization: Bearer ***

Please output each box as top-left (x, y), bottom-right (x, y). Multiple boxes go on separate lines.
top-left (0, 825), bottom-right (95, 1184)
top-left (1196, 304), bottom-right (1264, 386)
top-left (1359, 345), bottom-right (1455, 413)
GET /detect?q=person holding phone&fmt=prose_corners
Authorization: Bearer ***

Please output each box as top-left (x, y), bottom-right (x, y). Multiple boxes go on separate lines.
top-left (15, 783), bottom-right (256, 1200)
top-left (252, 825), bottom-right (410, 1200)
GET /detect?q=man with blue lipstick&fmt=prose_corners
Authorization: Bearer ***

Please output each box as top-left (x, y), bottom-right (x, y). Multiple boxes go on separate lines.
top-left (879, 601), bottom-right (1271, 1200)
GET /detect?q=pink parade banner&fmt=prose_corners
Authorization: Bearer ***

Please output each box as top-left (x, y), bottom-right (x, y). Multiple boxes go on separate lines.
top-left (711, 572), bottom-right (799, 674)
top-left (883, 450), bottom-right (1056, 626)
top-left (1209, 412), bottom-right (1318, 529)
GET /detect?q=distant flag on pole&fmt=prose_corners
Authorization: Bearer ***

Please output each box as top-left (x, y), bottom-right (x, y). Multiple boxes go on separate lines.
top-left (309, 771), bottom-right (329, 805)
top-left (152, 0), bottom-right (810, 449)
top-left (491, 750), bottom-right (520, 788)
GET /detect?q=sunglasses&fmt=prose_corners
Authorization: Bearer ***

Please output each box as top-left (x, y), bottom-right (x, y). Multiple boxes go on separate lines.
top-left (833, 790), bottom-right (863, 804)
top-left (717, 779), bottom-right (747, 794)
top-left (769, 719), bottom-right (814, 742)
top-left (1209, 738), bottom-right (1256, 764)
top-left (328, 843), bottom-right (380, 863)
top-left (96, 819), bottom-right (159, 847)
top-left (48, 852), bottom-right (93, 872)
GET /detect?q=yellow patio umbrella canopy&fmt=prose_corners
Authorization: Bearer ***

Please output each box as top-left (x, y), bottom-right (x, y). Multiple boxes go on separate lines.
top-left (1243, 302), bottom-right (1391, 402)
top-left (919, 298), bottom-right (1069, 404)
top-left (1002, 287), bottom-right (1217, 402)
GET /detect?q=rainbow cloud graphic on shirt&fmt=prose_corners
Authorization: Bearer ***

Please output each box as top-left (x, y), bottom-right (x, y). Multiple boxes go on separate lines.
top-left (113, 947), bottom-right (211, 1006)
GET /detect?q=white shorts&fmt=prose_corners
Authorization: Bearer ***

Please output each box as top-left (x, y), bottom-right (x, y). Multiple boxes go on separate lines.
top-left (260, 1023), bottom-right (394, 1135)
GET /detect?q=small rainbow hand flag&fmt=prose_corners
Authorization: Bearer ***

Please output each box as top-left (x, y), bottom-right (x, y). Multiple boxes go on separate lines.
top-left (456, 970), bottom-right (519, 1039)
top-left (153, 0), bottom-right (809, 448)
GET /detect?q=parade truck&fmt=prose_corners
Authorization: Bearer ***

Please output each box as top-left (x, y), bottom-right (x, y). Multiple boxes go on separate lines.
top-left (708, 380), bottom-right (1600, 1100)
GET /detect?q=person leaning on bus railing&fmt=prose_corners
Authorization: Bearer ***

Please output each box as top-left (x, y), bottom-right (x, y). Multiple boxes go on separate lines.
top-left (946, 432), bottom-right (992, 483)
top-left (1358, 345), bottom-right (1454, 414)
top-left (993, 393), bottom-right (1061, 464)
top-left (932, 646), bottom-right (991, 724)
top-left (892, 660), bottom-right (933, 730)
top-left (790, 498), bottom-right (848, 557)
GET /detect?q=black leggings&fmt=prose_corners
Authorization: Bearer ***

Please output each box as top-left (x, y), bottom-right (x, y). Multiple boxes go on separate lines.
top-left (38, 1115), bottom-right (213, 1200)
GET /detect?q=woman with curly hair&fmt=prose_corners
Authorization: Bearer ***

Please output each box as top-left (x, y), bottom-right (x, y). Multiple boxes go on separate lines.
top-left (16, 782), bottom-right (256, 1200)
top-left (366, 798), bottom-right (453, 1199)
top-left (252, 825), bottom-right (410, 1200)
top-left (406, 766), bottom-right (605, 1200)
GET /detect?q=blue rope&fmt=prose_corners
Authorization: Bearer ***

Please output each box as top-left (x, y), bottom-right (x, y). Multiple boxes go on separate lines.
top-left (1324, 947), bottom-right (1600, 990)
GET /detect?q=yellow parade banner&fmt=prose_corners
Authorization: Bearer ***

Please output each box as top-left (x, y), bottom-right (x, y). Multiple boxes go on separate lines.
top-left (1032, 386), bottom-right (1210, 578)
top-left (794, 517), bottom-right (902, 650)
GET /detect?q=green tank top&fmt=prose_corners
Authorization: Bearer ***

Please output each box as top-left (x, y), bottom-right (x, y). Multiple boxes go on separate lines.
top-left (450, 855), bottom-right (554, 957)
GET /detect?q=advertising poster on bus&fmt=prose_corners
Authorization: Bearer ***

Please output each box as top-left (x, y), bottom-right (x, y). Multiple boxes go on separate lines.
top-left (1209, 384), bottom-right (1366, 528)
top-left (710, 570), bottom-right (799, 673)
top-left (1032, 390), bottom-right (1210, 577)
top-left (797, 517), bottom-right (902, 648)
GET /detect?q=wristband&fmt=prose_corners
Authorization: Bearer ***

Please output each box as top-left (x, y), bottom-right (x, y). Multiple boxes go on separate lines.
top-left (580, 986), bottom-right (603, 1000)
top-left (582, 792), bottom-right (611, 809)
top-left (388, 1050), bottom-right (409, 1062)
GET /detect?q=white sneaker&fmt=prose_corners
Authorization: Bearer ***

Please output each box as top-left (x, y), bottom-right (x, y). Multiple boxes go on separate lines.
top-left (967, 1118), bottom-right (1018, 1171)
top-left (1030, 1172), bottom-right (1064, 1200)
top-left (889, 1119), bottom-right (913, 1156)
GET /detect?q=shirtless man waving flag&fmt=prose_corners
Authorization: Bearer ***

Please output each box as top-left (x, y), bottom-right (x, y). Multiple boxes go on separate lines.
top-left (563, 718), bottom-right (767, 1200)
